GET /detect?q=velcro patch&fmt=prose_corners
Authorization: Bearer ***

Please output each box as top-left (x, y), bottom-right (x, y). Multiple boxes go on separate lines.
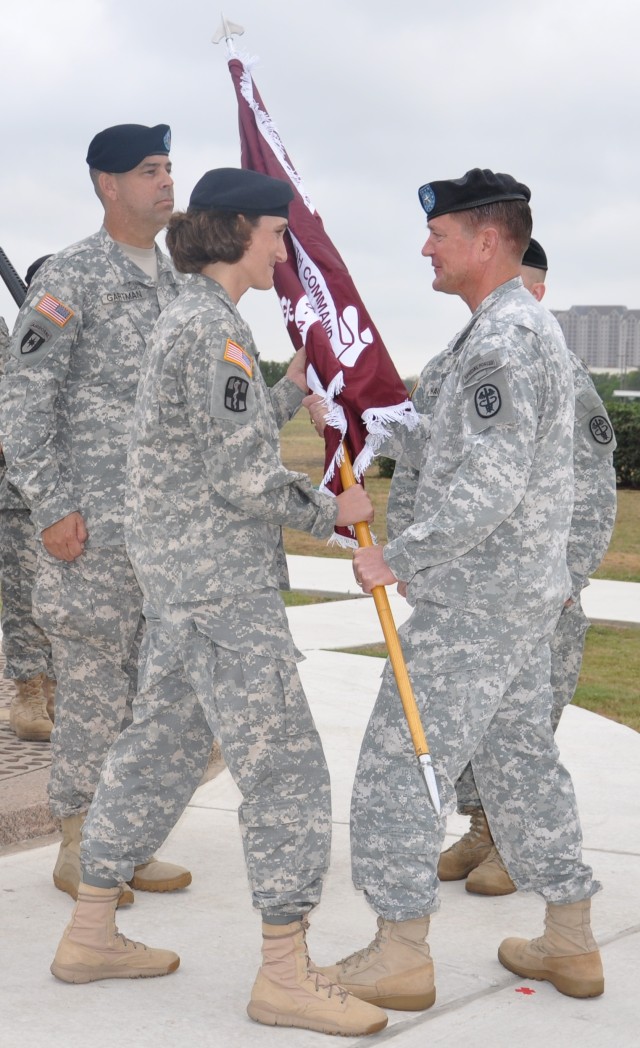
top-left (223, 339), bottom-right (253, 378)
top-left (35, 293), bottom-right (74, 327)
top-left (101, 289), bottom-right (145, 305)
top-left (462, 350), bottom-right (507, 387)
top-left (587, 413), bottom-right (614, 446)
top-left (464, 376), bottom-right (515, 433)
top-left (20, 322), bottom-right (50, 356)
top-left (224, 376), bottom-right (249, 413)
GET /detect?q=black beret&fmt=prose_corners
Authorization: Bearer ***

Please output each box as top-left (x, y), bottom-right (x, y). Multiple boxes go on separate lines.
top-left (522, 238), bottom-right (548, 270)
top-left (418, 168), bottom-right (531, 220)
top-left (86, 123), bottom-right (171, 173)
top-left (188, 168), bottom-right (294, 218)
top-left (25, 254), bottom-right (53, 287)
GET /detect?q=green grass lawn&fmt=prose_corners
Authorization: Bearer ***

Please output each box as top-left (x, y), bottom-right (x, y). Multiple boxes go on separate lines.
top-left (280, 411), bottom-right (639, 732)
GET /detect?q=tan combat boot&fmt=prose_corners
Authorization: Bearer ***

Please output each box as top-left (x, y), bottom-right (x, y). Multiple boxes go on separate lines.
top-left (247, 920), bottom-right (388, 1035)
top-left (437, 808), bottom-right (493, 881)
top-left (53, 814), bottom-right (133, 907)
top-left (498, 898), bottom-right (604, 998)
top-left (318, 916), bottom-right (435, 1011)
top-left (9, 674), bottom-right (53, 741)
top-left (466, 845), bottom-right (516, 896)
top-left (43, 677), bottom-right (56, 722)
top-left (50, 882), bottom-right (180, 984)
top-left (130, 857), bottom-right (192, 893)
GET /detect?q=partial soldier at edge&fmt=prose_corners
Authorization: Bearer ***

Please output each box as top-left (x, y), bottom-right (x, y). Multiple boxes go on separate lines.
top-left (0, 256), bottom-right (56, 742)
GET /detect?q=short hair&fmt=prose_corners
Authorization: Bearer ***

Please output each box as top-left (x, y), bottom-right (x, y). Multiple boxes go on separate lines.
top-left (455, 200), bottom-right (532, 259)
top-left (89, 167), bottom-right (106, 202)
top-left (165, 210), bottom-right (261, 273)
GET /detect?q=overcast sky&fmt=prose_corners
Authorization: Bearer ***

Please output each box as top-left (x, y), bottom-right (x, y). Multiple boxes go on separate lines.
top-left (1, 0), bottom-right (639, 378)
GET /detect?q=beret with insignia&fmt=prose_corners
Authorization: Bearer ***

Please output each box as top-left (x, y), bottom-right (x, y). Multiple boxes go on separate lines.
top-left (418, 168), bottom-right (531, 220)
top-left (522, 238), bottom-right (548, 271)
top-left (188, 168), bottom-right (293, 218)
top-left (86, 124), bottom-right (171, 173)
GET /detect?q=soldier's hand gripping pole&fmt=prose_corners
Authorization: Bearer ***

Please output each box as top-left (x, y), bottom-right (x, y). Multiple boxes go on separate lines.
top-left (338, 446), bottom-right (441, 814)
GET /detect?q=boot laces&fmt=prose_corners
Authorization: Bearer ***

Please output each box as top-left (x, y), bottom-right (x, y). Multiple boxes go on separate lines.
top-left (18, 676), bottom-right (46, 709)
top-left (295, 918), bottom-right (348, 1002)
top-left (310, 969), bottom-right (349, 1002)
top-left (113, 929), bottom-right (146, 953)
top-left (468, 808), bottom-right (490, 843)
top-left (336, 919), bottom-right (385, 970)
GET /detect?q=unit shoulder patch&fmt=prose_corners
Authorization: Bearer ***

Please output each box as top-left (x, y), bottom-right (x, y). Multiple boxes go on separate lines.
top-left (464, 374), bottom-right (515, 433)
top-left (588, 413), bottom-right (614, 446)
top-left (224, 376), bottom-right (249, 413)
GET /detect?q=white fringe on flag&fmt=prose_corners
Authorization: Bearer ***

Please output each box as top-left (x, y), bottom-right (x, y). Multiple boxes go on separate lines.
top-left (238, 58), bottom-right (315, 213)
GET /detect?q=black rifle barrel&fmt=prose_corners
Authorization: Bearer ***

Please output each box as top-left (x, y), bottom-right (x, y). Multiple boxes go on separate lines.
top-left (0, 246), bottom-right (27, 308)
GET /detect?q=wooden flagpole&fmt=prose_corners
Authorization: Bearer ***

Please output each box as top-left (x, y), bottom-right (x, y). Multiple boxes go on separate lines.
top-left (339, 446), bottom-right (441, 813)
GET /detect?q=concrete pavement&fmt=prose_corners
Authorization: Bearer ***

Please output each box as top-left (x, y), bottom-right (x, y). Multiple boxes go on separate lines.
top-left (1, 556), bottom-right (638, 1047)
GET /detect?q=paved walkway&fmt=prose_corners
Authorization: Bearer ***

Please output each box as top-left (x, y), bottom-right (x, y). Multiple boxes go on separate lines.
top-left (1, 557), bottom-right (639, 1047)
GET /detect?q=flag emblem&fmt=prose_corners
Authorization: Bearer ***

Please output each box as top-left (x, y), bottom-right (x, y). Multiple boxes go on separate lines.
top-left (224, 339), bottom-right (253, 377)
top-left (35, 293), bottom-right (74, 327)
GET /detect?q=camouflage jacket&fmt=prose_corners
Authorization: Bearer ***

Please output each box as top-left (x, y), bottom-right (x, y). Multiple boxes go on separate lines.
top-left (567, 354), bottom-right (616, 594)
top-left (126, 273), bottom-right (337, 608)
top-left (388, 330), bottom-right (617, 601)
top-left (383, 277), bottom-right (575, 613)
top-left (0, 228), bottom-right (180, 543)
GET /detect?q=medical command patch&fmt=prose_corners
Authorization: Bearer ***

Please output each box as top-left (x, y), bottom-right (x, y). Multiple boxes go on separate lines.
top-left (223, 339), bottom-right (253, 378)
top-left (225, 376), bottom-right (248, 412)
top-left (35, 293), bottom-right (74, 327)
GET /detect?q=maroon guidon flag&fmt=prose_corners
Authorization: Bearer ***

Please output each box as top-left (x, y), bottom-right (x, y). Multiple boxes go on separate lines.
top-left (226, 53), bottom-right (418, 542)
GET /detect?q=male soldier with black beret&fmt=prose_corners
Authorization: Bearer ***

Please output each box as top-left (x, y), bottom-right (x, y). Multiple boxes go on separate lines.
top-left (0, 123), bottom-right (190, 900)
top-left (318, 170), bottom-right (604, 1007)
top-left (439, 237), bottom-right (617, 895)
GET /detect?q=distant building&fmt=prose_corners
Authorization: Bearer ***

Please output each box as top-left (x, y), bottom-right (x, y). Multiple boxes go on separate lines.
top-left (552, 306), bottom-right (640, 371)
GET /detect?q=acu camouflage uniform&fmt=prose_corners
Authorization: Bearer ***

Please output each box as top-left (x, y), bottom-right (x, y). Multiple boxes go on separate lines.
top-left (0, 230), bottom-right (180, 816)
top-left (0, 316), bottom-right (54, 681)
top-left (352, 277), bottom-right (599, 921)
top-left (81, 274), bottom-right (337, 920)
top-left (392, 347), bottom-right (617, 815)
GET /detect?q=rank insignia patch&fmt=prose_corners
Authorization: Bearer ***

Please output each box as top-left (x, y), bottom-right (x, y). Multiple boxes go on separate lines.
top-left (35, 293), bottom-right (74, 327)
top-left (474, 383), bottom-right (502, 418)
top-left (589, 414), bottom-right (613, 445)
top-left (223, 339), bottom-right (253, 378)
top-left (225, 376), bottom-right (249, 413)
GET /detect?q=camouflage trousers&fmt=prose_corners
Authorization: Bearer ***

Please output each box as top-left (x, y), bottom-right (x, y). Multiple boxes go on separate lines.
top-left (32, 546), bottom-right (143, 818)
top-left (455, 595), bottom-right (591, 812)
top-left (0, 507), bottom-right (53, 680)
top-left (82, 599), bottom-right (332, 919)
top-left (350, 599), bottom-right (598, 921)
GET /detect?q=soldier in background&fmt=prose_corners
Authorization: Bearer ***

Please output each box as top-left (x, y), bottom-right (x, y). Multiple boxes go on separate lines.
top-left (439, 238), bottom-right (617, 895)
top-left (0, 124), bottom-right (190, 901)
top-left (0, 256), bottom-right (56, 742)
top-left (318, 171), bottom-right (603, 1007)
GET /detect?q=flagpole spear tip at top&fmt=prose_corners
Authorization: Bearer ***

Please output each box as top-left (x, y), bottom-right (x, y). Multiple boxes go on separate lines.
top-left (212, 13), bottom-right (244, 56)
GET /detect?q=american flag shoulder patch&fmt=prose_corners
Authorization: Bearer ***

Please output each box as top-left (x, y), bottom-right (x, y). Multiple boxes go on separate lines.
top-left (223, 339), bottom-right (253, 378)
top-left (35, 293), bottom-right (74, 328)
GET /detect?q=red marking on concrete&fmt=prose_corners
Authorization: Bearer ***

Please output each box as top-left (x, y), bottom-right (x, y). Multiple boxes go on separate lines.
top-left (515, 986), bottom-right (536, 995)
